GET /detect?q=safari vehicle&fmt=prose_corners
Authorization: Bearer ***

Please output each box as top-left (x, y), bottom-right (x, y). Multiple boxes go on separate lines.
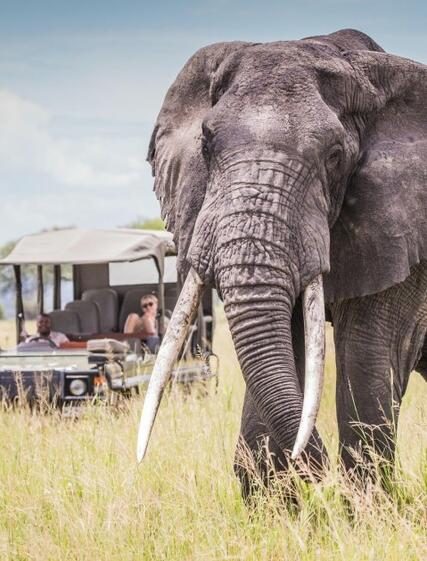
top-left (0, 228), bottom-right (216, 405)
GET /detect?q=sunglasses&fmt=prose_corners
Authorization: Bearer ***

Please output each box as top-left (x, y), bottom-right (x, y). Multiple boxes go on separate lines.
top-left (142, 301), bottom-right (154, 309)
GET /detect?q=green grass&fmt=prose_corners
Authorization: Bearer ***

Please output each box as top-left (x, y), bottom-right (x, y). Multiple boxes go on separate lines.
top-left (0, 320), bottom-right (36, 351)
top-left (0, 313), bottom-right (425, 560)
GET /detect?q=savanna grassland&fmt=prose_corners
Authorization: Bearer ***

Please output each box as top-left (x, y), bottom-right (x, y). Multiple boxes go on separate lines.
top-left (0, 312), bottom-right (425, 561)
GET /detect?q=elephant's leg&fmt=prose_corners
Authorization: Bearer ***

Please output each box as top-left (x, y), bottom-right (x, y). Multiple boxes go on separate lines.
top-left (414, 334), bottom-right (427, 383)
top-left (331, 264), bottom-right (427, 482)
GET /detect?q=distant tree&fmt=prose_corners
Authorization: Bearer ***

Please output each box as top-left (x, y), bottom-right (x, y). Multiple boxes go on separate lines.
top-left (0, 303), bottom-right (4, 320)
top-left (0, 227), bottom-right (74, 301)
top-left (126, 217), bottom-right (165, 231)
top-left (0, 240), bottom-right (18, 296)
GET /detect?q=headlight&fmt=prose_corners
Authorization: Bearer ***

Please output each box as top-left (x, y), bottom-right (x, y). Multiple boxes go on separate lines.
top-left (69, 378), bottom-right (87, 396)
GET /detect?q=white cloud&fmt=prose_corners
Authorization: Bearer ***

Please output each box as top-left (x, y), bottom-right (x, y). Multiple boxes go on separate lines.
top-left (0, 89), bottom-right (160, 243)
top-left (0, 89), bottom-right (144, 187)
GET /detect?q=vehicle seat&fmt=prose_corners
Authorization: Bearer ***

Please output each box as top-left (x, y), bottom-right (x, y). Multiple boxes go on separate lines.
top-left (65, 300), bottom-right (100, 334)
top-left (119, 288), bottom-right (157, 331)
top-left (49, 310), bottom-right (81, 335)
top-left (164, 289), bottom-right (178, 315)
top-left (82, 288), bottom-right (118, 332)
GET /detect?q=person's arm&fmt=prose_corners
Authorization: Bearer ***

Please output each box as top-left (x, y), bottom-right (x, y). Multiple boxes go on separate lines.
top-left (52, 332), bottom-right (69, 345)
top-left (20, 321), bottom-right (29, 342)
top-left (140, 315), bottom-right (157, 336)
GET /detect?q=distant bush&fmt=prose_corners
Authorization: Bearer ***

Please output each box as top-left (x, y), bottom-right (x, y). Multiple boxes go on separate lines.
top-left (0, 303), bottom-right (4, 320)
top-left (126, 217), bottom-right (165, 230)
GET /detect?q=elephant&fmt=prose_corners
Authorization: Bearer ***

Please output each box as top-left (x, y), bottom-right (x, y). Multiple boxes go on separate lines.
top-left (137, 28), bottom-right (427, 495)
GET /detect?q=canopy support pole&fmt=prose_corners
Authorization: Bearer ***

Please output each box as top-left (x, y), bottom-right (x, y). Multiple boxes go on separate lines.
top-left (197, 301), bottom-right (207, 352)
top-left (13, 265), bottom-right (24, 343)
top-left (155, 258), bottom-right (165, 337)
top-left (53, 265), bottom-right (61, 310)
top-left (37, 265), bottom-right (44, 314)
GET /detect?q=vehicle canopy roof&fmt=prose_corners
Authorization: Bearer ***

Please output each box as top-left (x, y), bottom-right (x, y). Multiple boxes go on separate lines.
top-left (0, 228), bottom-right (175, 275)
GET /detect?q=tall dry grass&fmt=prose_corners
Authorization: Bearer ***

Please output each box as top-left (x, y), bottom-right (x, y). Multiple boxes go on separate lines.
top-left (0, 313), bottom-right (425, 560)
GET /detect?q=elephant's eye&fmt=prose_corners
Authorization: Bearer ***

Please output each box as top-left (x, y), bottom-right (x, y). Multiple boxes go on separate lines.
top-left (326, 147), bottom-right (342, 171)
top-left (201, 138), bottom-right (210, 157)
top-left (211, 86), bottom-right (224, 106)
top-left (201, 123), bottom-right (213, 161)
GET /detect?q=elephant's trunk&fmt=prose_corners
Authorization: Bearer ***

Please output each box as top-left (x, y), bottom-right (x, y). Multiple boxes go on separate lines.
top-left (211, 154), bottom-right (328, 463)
top-left (219, 277), bottom-right (325, 464)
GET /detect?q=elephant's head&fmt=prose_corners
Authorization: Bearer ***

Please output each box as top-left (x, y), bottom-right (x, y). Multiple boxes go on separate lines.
top-left (137, 29), bottom-right (427, 464)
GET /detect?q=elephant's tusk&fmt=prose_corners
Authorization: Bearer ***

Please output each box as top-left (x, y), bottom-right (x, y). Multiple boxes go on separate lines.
top-left (136, 267), bottom-right (204, 463)
top-left (291, 274), bottom-right (325, 460)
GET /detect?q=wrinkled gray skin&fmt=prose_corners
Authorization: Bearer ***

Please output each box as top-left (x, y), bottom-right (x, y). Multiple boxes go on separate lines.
top-left (148, 29), bottom-right (427, 495)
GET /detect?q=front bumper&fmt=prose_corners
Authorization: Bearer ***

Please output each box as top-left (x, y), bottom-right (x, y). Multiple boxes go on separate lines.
top-left (0, 368), bottom-right (105, 404)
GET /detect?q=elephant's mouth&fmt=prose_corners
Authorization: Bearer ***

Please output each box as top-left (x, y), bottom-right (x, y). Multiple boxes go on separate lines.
top-left (136, 266), bottom-right (326, 464)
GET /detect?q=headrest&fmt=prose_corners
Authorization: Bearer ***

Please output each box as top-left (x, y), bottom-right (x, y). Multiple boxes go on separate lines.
top-left (49, 310), bottom-right (81, 334)
top-left (82, 288), bottom-right (119, 332)
top-left (65, 300), bottom-right (100, 334)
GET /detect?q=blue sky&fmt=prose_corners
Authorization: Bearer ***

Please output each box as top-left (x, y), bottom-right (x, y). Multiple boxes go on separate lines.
top-left (0, 0), bottom-right (425, 245)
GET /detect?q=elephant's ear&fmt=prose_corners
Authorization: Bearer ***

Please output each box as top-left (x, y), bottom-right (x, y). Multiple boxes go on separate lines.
top-left (325, 50), bottom-right (427, 302)
top-left (147, 41), bottom-right (252, 272)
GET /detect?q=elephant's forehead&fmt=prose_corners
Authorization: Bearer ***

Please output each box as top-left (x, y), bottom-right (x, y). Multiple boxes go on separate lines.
top-left (236, 41), bottom-right (341, 73)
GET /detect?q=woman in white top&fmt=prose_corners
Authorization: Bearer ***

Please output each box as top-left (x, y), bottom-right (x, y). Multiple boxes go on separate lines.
top-left (123, 294), bottom-right (160, 352)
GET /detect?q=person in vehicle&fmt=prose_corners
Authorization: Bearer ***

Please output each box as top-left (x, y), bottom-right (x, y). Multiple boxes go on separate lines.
top-left (25, 313), bottom-right (69, 347)
top-left (123, 294), bottom-right (160, 352)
